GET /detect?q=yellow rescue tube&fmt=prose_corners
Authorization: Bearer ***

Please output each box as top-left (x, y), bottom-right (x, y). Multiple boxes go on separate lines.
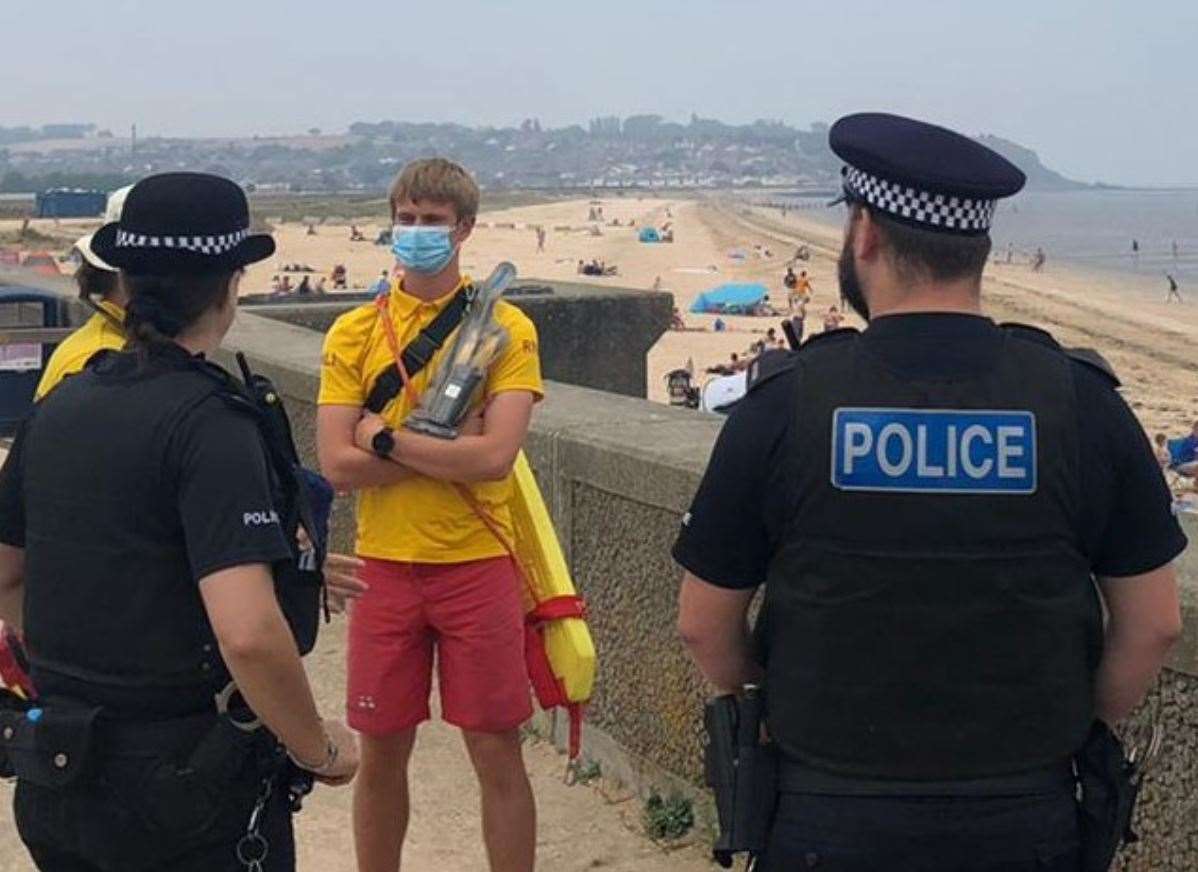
top-left (509, 451), bottom-right (596, 703)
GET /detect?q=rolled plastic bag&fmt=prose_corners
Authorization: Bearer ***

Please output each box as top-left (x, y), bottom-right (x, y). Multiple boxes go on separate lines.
top-left (404, 262), bottom-right (516, 439)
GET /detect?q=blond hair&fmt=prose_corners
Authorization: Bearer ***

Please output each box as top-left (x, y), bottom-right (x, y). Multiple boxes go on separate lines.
top-left (389, 158), bottom-right (480, 223)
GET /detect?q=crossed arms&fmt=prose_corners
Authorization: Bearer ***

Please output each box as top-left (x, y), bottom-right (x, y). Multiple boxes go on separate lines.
top-left (316, 389), bottom-right (536, 492)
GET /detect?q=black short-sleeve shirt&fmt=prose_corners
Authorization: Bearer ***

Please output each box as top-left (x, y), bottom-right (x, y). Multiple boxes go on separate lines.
top-left (0, 379), bottom-right (291, 581)
top-left (673, 314), bottom-right (1188, 589)
top-left (0, 347), bottom-right (292, 713)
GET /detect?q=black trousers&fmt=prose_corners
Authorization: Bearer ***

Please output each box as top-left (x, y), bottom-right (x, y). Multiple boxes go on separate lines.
top-left (12, 715), bottom-right (296, 872)
top-left (758, 791), bottom-right (1080, 872)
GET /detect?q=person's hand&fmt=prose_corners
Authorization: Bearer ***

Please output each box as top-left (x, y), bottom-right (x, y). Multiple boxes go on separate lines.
top-left (324, 552), bottom-right (368, 615)
top-left (312, 719), bottom-right (360, 787)
top-left (355, 412), bottom-right (388, 455)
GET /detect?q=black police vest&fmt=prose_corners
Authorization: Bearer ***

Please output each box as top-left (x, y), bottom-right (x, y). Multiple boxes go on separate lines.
top-left (21, 348), bottom-right (322, 716)
top-left (762, 326), bottom-right (1103, 780)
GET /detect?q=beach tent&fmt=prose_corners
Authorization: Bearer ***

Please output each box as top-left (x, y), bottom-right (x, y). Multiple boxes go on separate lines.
top-left (638, 227), bottom-right (661, 243)
top-left (689, 282), bottom-right (768, 315)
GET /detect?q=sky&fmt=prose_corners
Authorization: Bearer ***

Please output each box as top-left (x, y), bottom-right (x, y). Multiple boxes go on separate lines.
top-left (4, 0), bottom-right (1196, 186)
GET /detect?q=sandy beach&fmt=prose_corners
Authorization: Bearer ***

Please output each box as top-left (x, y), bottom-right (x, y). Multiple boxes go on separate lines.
top-left (4, 193), bottom-right (1196, 440)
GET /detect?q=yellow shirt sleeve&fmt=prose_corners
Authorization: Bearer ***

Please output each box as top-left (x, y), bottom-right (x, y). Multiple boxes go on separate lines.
top-left (35, 346), bottom-right (102, 400)
top-left (34, 357), bottom-right (69, 400)
top-left (486, 306), bottom-right (543, 400)
top-left (318, 310), bottom-right (371, 407)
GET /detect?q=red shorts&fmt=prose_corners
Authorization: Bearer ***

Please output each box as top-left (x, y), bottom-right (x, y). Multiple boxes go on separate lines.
top-left (347, 556), bottom-right (532, 735)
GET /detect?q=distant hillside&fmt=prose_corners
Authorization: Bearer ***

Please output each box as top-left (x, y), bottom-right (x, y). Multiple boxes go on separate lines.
top-left (0, 117), bottom-right (1087, 194)
top-left (973, 135), bottom-right (1088, 190)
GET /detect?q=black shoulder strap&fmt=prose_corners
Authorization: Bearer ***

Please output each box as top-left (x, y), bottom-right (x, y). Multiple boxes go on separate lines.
top-left (998, 321), bottom-right (1060, 349)
top-left (1064, 347), bottom-right (1121, 388)
top-left (1000, 322), bottom-right (1121, 388)
top-left (746, 349), bottom-right (797, 394)
top-left (364, 288), bottom-right (472, 414)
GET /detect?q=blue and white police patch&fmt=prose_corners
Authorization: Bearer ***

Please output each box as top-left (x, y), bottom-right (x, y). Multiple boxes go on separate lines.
top-left (831, 408), bottom-right (1037, 494)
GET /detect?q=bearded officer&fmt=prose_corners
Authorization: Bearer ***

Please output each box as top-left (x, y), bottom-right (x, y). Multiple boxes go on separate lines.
top-left (674, 113), bottom-right (1187, 871)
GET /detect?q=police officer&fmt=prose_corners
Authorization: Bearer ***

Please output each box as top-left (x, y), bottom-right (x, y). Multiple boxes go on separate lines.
top-left (675, 114), bottom-right (1188, 871)
top-left (0, 173), bottom-right (359, 870)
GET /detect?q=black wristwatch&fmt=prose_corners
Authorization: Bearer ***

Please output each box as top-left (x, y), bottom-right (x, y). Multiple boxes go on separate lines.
top-left (371, 426), bottom-right (396, 459)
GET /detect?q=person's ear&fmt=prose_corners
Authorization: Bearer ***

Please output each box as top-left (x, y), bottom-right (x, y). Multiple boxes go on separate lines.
top-left (226, 270), bottom-right (243, 306)
top-left (854, 208), bottom-right (883, 263)
top-left (454, 216), bottom-right (475, 245)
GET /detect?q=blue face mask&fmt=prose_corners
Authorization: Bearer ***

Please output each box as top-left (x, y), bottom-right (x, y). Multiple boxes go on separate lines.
top-left (391, 225), bottom-right (457, 275)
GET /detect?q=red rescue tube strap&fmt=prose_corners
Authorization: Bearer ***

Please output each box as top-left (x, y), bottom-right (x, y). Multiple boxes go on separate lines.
top-left (527, 595), bottom-right (587, 625)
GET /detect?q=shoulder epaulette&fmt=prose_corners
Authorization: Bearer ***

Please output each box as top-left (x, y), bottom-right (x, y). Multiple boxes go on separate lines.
top-left (1001, 322), bottom-right (1120, 387)
top-left (1064, 347), bottom-right (1121, 387)
top-left (998, 321), bottom-right (1059, 349)
top-left (746, 349), bottom-right (796, 394)
top-left (800, 326), bottom-right (860, 351)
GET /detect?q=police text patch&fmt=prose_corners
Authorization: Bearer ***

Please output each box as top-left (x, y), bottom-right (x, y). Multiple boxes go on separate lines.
top-left (831, 408), bottom-right (1037, 494)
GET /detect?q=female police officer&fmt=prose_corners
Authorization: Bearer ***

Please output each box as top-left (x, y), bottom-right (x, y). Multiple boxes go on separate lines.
top-left (0, 173), bottom-right (359, 871)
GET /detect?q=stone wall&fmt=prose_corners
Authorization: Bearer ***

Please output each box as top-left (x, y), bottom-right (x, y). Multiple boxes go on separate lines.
top-left (242, 278), bottom-right (672, 399)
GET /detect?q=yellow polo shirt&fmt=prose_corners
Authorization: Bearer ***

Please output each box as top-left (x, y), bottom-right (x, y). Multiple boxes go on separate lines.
top-left (35, 301), bottom-right (126, 400)
top-left (318, 276), bottom-right (543, 563)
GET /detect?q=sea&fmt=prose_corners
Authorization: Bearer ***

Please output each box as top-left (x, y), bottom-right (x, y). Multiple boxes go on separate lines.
top-left (774, 188), bottom-right (1198, 294)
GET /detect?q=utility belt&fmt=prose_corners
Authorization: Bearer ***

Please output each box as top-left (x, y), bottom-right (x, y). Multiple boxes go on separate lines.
top-left (0, 685), bottom-right (314, 869)
top-left (0, 691), bottom-right (275, 790)
top-left (704, 688), bottom-right (1156, 872)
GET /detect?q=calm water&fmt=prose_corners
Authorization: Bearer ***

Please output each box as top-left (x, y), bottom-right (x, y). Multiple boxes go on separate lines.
top-left (776, 188), bottom-right (1198, 295)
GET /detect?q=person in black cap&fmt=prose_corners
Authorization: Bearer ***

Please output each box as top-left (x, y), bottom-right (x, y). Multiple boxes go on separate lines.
top-left (0, 172), bottom-right (361, 870)
top-left (675, 114), bottom-right (1187, 870)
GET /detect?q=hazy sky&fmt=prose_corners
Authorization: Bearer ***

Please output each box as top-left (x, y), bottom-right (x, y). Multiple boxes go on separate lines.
top-left (5, 1), bottom-right (1196, 186)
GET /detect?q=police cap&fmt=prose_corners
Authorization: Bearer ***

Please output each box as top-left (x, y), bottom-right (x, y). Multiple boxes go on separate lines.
top-left (829, 113), bottom-right (1026, 236)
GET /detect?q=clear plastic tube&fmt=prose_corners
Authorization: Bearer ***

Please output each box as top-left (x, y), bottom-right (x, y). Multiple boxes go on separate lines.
top-left (404, 262), bottom-right (517, 439)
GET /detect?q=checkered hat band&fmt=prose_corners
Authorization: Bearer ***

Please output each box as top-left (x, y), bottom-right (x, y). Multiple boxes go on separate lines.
top-left (843, 166), bottom-right (996, 231)
top-left (115, 228), bottom-right (250, 256)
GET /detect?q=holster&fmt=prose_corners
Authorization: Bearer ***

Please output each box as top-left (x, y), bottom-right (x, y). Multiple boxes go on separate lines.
top-left (1076, 720), bottom-right (1142, 872)
top-left (0, 700), bottom-right (101, 788)
top-left (704, 690), bottom-right (778, 868)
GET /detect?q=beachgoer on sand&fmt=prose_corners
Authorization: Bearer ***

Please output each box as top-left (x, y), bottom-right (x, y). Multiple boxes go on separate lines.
top-left (1166, 273), bottom-right (1183, 303)
top-left (1155, 432), bottom-right (1174, 468)
top-left (1172, 421), bottom-right (1198, 477)
top-left (791, 301), bottom-right (809, 343)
